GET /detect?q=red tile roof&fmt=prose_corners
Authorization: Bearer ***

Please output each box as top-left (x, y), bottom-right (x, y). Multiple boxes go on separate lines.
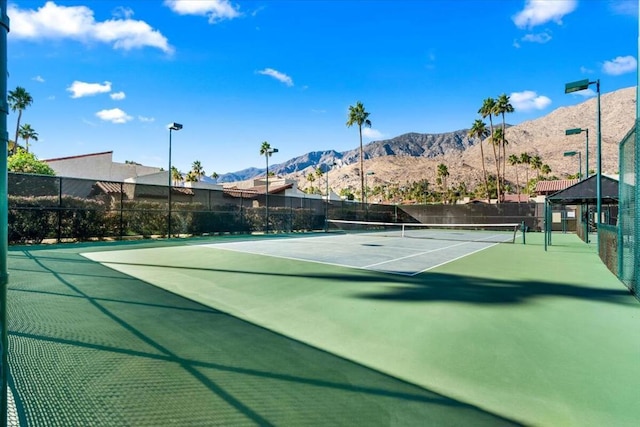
top-left (534, 179), bottom-right (579, 194)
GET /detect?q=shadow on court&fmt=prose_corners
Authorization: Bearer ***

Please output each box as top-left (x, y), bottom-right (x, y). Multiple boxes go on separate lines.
top-left (8, 245), bottom-right (523, 426)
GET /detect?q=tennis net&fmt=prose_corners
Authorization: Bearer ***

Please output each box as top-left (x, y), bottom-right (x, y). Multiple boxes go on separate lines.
top-left (326, 219), bottom-right (522, 243)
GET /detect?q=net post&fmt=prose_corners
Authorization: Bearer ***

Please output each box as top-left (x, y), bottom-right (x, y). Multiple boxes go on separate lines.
top-left (401, 224), bottom-right (406, 238)
top-left (521, 221), bottom-right (526, 245)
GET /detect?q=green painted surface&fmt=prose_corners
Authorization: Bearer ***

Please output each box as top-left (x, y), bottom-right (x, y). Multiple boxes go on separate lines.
top-left (8, 233), bottom-right (640, 426)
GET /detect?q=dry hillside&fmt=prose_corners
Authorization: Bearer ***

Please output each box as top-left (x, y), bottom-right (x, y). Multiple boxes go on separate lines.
top-left (290, 86), bottom-right (636, 197)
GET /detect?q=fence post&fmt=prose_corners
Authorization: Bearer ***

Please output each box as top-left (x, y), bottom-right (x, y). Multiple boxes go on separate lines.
top-left (57, 177), bottom-right (62, 243)
top-left (119, 183), bottom-right (124, 239)
top-left (1, 2), bottom-right (10, 424)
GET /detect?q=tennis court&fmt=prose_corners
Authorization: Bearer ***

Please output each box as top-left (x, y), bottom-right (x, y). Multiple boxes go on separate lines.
top-left (7, 231), bottom-right (640, 426)
top-left (193, 227), bottom-right (515, 276)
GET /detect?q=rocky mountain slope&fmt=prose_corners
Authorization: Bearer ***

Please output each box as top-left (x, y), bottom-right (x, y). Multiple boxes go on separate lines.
top-left (222, 86), bottom-right (636, 196)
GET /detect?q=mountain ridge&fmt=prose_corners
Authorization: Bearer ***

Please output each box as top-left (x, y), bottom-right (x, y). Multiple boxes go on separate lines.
top-left (219, 86), bottom-right (636, 197)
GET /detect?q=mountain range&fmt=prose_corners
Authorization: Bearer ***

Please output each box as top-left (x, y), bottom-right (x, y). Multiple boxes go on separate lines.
top-left (218, 86), bottom-right (636, 196)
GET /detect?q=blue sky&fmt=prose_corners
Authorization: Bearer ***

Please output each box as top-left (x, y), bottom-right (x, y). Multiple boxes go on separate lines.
top-left (6, 0), bottom-right (639, 175)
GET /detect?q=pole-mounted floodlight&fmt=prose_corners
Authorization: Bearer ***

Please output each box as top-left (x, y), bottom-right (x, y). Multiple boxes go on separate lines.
top-left (324, 161), bottom-right (337, 232)
top-left (365, 171), bottom-right (375, 205)
top-left (565, 127), bottom-right (589, 180)
top-left (564, 150), bottom-right (582, 180)
top-left (167, 122), bottom-right (183, 238)
top-left (565, 78), bottom-right (601, 230)
top-left (265, 147), bottom-right (278, 234)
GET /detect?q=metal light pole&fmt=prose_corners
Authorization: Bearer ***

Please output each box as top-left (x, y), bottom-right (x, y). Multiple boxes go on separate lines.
top-left (324, 162), bottom-right (336, 231)
top-left (563, 151), bottom-right (582, 180)
top-left (1, 2), bottom-right (9, 425)
top-left (167, 122), bottom-right (182, 238)
top-left (265, 147), bottom-right (278, 233)
top-left (365, 171), bottom-right (375, 205)
top-left (565, 127), bottom-right (589, 180)
top-left (565, 79), bottom-right (601, 230)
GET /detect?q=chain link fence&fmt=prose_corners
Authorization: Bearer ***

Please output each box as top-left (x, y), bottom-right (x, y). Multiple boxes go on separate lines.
top-left (618, 123), bottom-right (637, 299)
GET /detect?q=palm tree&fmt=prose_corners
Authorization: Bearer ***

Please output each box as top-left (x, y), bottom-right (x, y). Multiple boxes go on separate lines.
top-left (541, 164), bottom-right (552, 176)
top-left (493, 127), bottom-right (509, 201)
top-left (437, 163), bottom-right (449, 203)
top-left (260, 141), bottom-right (277, 201)
top-left (496, 93), bottom-right (514, 193)
top-left (346, 101), bottom-right (371, 203)
top-left (259, 141), bottom-right (274, 168)
top-left (479, 97), bottom-right (500, 202)
top-left (508, 154), bottom-right (521, 202)
top-left (171, 166), bottom-right (182, 186)
top-left (520, 152), bottom-right (532, 192)
top-left (469, 119), bottom-right (490, 202)
top-left (306, 172), bottom-right (316, 193)
top-left (531, 155), bottom-right (543, 179)
top-left (185, 171), bottom-right (199, 182)
top-left (8, 86), bottom-right (34, 155)
top-left (210, 171), bottom-right (219, 181)
top-left (18, 124), bottom-right (38, 153)
top-left (191, 160), bottom-right (205, 181)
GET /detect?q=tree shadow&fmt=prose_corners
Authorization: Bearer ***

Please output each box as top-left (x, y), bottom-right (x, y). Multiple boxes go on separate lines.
top-left (8, 247), bottom-right (523, 426)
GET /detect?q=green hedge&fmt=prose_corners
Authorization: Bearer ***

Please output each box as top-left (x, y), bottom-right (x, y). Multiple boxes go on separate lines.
top-left (9, 196), bottom-right (326, 244)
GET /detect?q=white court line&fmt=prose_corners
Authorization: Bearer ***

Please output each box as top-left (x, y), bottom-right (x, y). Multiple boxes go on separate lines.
top-left (196, 234), bottom-right (504, 277)
top-left (362, 241), bottom-right (471, 269)
top-left (412, 242), bottom-right (501, 276)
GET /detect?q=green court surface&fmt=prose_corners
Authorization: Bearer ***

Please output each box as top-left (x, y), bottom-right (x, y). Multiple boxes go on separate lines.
top-left (6, 232), bottom-right (640, 426)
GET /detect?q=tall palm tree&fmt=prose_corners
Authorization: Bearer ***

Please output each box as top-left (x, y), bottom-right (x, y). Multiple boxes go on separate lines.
top-left (531, 155), bottom-right (543, 179)
top-left (171, 166), bottom-right (182, 186)
top-left (8, 86), bottom-right (34, 152)
top-left (18, 123), bottom-right (38, 153)
top-left (210, 171), bottom-right (219, 181)
top-left (437, 163), bottom-right (449, 203)
top-left (520, 152), bottom-right (532, 192)
top-left (346, 101), bottom-right (371, 202)
top-left (306, 172), bottom-right (316, 193)
top-left (469, 119), bottom-right (490, 202)
top-left (191, 160), bottom-right (205, 181)
top-left (508, 154), bottom-right (521, 202)
top-left (479, 97), bottom-right (500, 202)
top-left (496, 93), bottom-right (514, 194)
top-left (185, 171), bottom-right (199, 182)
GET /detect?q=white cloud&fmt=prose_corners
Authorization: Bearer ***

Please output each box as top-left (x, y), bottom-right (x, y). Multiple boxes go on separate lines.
top-left (138, 116), bottom-right (155, 123)
top-left (257, 68), bottom-right (294, 86)
top-left (513, 0), bottom-right (577, 29)
top-left (110, 91), bottom-right (126, 100)
top-left (32, 75), bottom-right (45, 82)
top-left (96, 108), bottom-right (132, 124)
top-left (510, 90), bottom-right (552, 112)
top-left (522, 31), bottom-right (552, 44)
top-left (513, 39), bottom-right (521, 49)
top-left (610, 0), bottom-right (638, 16)
top-left (362, 128), bottom-right (383, 139)
top-left (112, 6), bottom-right (135, 20)
top-left (67, 80), bottom-right (112, 98)
top-left (164, 0), bottom-right (241, 23)
top-left (9, 2), bottom-right (173, 54)
top-left (602, 55), bottom-right (637, 75)
top-left (580, 65), bottom-right (594, 74)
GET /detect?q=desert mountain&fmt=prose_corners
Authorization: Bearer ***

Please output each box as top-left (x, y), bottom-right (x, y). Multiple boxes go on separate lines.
top-left (221, 86), bottom-right (636, 196)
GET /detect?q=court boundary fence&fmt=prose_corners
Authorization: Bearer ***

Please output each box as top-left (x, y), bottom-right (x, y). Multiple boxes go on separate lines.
top-left (617, 122), bottom-right (638, 300)
top-left (8, 173), bottom-right (551, 245)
